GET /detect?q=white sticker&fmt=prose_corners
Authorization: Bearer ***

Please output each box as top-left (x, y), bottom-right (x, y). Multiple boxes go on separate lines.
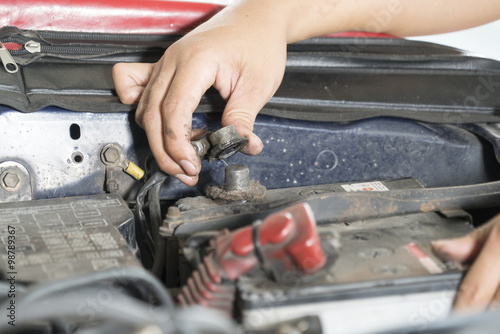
top-left (341, 181), bottom-right (389, 192)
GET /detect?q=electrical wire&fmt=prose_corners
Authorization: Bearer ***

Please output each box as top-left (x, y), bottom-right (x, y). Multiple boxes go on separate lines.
top-left (135, 171), bottom-right (168, 259)
top-left (0, 281), bottom-right (25, 299)
top-left (0, 288), bottom-right (170, 333)
top-left (14, 267), bottom-right (174, 310)
top-left (0, 288), bottom-right (236, 334)
top-left (150, 179), bottom-right (166, 277)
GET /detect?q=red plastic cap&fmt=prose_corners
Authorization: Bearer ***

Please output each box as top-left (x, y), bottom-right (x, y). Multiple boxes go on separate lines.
top-left (260, 203), bottom-right (326, 274)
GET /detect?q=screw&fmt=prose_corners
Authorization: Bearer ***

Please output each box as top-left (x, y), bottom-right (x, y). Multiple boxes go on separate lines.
top-left (1, 171), bottom-right (20, 191)
top-left (102, 146), bottom-right (120, 164)
top-left (191, 136), bottom-right (210, 158)
top-left (224, 164), bottom-right (250, 191)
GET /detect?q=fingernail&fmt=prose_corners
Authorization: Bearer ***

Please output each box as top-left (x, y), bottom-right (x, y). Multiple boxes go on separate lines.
top-left (175, 174), bottom-right (196, 185)
top-left (180, 160), bottom-right (197, 176)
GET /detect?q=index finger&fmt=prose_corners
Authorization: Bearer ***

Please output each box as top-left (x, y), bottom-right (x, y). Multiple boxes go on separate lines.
top-left (160, 61), bottom-right (218, 176)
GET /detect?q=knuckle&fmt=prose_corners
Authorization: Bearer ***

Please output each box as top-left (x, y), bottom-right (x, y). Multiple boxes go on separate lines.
top-left (162, 97), bottom-right (181, 115)
top-left (139, 108), bottom-right (157, 128)
top-left (162, 93), bottom-right (198, 117)
top-left (223, 110), bottom-right (256, 131)
top-left (169, 39), bottom-right (213, 68)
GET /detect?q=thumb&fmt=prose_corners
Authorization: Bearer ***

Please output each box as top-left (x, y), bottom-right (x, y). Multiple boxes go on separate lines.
top-left (220, 86), bottom-right (270, 156)
top-left (112, 63), bottom-right (154, 104)
top-left (432, 217), bottom-right (497, 263)
top-left (221, 108), bottom-right (263, 155)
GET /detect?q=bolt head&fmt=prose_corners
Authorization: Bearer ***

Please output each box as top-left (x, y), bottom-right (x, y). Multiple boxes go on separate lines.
top-left (103, 147), bottom-right (120, 163)
top-left (192, 141), bottom-right (206, 156)
top-left (2, 172), bottom-right (20, 190)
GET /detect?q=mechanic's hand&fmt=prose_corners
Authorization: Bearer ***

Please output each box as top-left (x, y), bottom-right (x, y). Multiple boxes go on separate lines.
top-left (432, 214), bottom-right (500, 312)
top-left (113, 5), bottom-right (287, 185)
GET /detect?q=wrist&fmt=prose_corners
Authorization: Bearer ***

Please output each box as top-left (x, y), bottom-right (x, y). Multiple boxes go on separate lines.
top-left (225, 0), bottom-right (363, 43)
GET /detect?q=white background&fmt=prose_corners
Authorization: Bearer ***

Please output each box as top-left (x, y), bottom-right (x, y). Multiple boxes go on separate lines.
top-left (409, 20), bottom-right (500, 61)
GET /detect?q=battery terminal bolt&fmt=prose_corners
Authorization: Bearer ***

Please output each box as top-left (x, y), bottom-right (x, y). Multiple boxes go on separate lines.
top-left (102, 146), bottom-right (120, 164)
top-left (100, 143), bottom-right (145, 181)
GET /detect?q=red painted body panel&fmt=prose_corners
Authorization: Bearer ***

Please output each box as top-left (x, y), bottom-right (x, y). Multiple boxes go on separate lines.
top-left (2, 0), bottom-right (394, 38)
top-left (0, 0), bottom-right (222, 34)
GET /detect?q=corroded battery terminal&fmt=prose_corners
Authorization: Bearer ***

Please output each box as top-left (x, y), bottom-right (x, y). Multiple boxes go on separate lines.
top-left (191, 125), bottom-right (248, 162)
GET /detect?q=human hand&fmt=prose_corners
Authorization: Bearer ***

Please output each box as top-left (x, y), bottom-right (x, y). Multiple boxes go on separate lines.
top-left (112, 4), bottom-right (288, 185)
top-left (432, 214), bottom-right (500, 312)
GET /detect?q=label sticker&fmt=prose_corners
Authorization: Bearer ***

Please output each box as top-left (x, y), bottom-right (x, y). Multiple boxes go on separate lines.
top-left (406, 243), bottom-right (443, 274)
top-left (341, 181), bottom-right (389, 192)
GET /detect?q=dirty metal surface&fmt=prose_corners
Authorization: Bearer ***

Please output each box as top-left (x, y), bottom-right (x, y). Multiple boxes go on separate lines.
top-left (172, 178), bottom-right (500, 237)
top-left (172, 178), bottom-right (424, 236)
top-left (0, 107), bottom-right (148, 202)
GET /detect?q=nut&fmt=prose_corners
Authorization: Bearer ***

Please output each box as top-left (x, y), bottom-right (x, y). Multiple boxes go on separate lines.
top-left (1, 171), bottom-right (20, 191)
top-left (103, 147), bottom-right (120, 164)
top-left (209, 125), bottom-right (240, 145)
top-left (191, 136), bottom-right (210, 158)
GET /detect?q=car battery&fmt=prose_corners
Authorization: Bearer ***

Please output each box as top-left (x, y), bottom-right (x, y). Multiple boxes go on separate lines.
top-left (0, 194), bottom-right (140, 283)
top-left (238, 210), bottom-right (472, 334)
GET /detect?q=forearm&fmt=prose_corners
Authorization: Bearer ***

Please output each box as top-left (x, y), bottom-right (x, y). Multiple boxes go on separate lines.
top-left (219, 0), bottom-right (500, 42)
